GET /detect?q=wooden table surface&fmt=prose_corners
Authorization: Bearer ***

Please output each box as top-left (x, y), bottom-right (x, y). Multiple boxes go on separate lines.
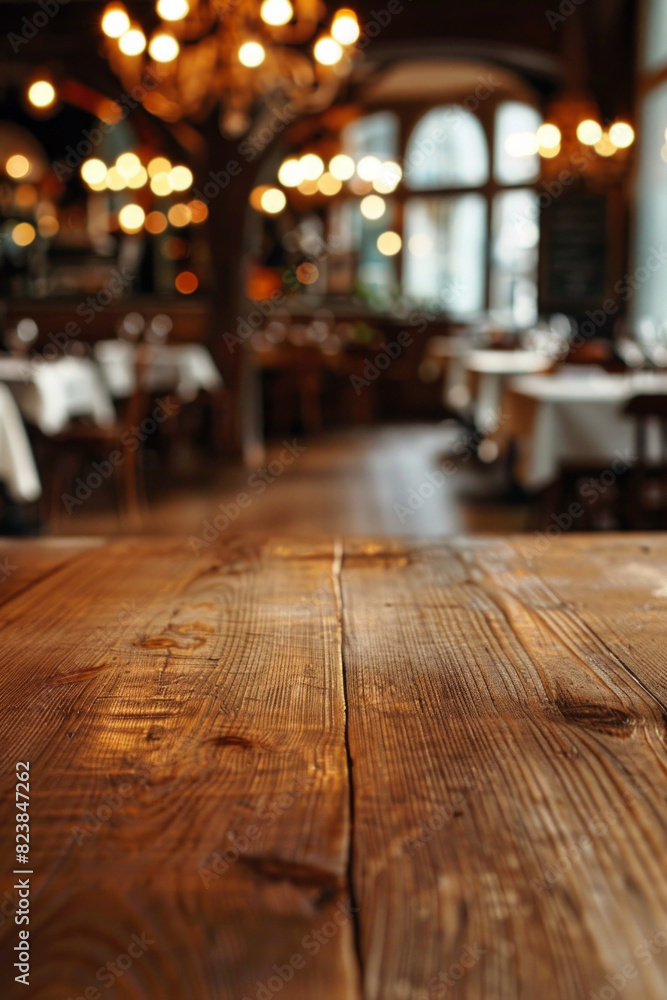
top-left (1, 535), bottom-right (667, 1000)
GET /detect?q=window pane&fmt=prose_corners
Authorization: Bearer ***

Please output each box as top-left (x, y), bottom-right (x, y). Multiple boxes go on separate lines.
top-left (632, 80), bottom-right (667, 321)
top-left (643, 0), bottom-right (667, 72)
top-left (403, 194), bottom-right (487, 315)
top-left (490, 189), bottom-right (540, 327)
top-left (342, 111), bottom-right (399, 161)
top-left (404, 106), bottom-right (488, 190)
top-left (494, 102), bottom-right (541, 184)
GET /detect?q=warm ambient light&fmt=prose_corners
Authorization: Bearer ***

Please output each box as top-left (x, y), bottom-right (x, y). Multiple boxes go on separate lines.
top-left (314, 36), bottom-right (343, 65)
top-left (156, 0), bottom-right (189, 20)
top-left (188, 199), bottom-right (208, 223)
top-left (377, 231), bottom-right (402, 256)
top-left (357, 155), bottom-right (382, 181)
top-left (145, 210), bottom-right (167, 234)
top-left (169, 165), bottom-right (193, 191)
top-left (12, 222), bottom-right (36, 247)
top-left (373, 161), bottom-right (402, 193)
top-left (37, 215), bottom-right (59, 238)
top-left (28, 80), bottom-right (56, 109)
top-left (594, 132), bottom-right (617, 158)
top-left (116, 152), bottom-right (142, 178)
top-left (300, 153), bottom-right (324, 181)
top-left (329, 153), bottom-right (355, 180)
top-left (101, 5), bottom-right (130, 38)
top-left (168, 203), bottom-right (192, 227)
top-left (239, 41), bottom-right (266, 67)
top-left (127, 166), bottom-right (148, 188)
top-left (149, 33), bottom-right (179, 62)
top-left (6, 155), bottom-right (30, 179)
top-left (148, 156), bottom-right (171, 177)
top-left (81, 159), bottom-right (108, 186)
top-left (175, 271), bottom-right (198, 294)
top-left (539, 144), bottom-right (561, 159)
top-left (118, 204), bottom-right (145, 232)
top-left (260, 187), bottom-right (287, 213)
top-left (536, 123), bottom-right (561, 149)
top-left (360, 194), bottom-right (386, 220)
top-left (332, 9), bottom-right (360, 45)
top-left (577, 119), bottom-right (603, 146)
top-left (106, 166), bottom-right (126, 191)
top-left (609, 121), bottom-right (635, 149)
top-left (317, 172), bottom-right (342, 196)
top-left (278, 158), bottom-right (303, 187)
top-left (150, 172), bottom-right (172, 196)
top-left (260, 0), bottom-right (293, 26)
top-left (119, 27), bottom-right (146, 55)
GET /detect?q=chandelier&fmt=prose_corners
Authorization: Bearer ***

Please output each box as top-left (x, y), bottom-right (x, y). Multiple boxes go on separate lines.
top-left (100, 1), bottom-right (360, 136)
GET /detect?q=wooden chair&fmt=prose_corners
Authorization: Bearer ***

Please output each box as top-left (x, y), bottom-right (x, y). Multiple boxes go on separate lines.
top-left (47, 351), bottom-right (153, 531)
top-left (622, 394), bottom-right (667, 529)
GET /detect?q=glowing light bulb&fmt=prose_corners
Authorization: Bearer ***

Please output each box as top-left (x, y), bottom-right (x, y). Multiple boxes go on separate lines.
top-left (577, 119), bottom-right (603, 146)
top-left (150, 172), bottom-right (172, 196)
top-left (149, 33), bottom-right (179, 62)
top-left (106, 166), bottom-right (127, 191)
top-left (300, 153), bottom-right (324, 181)
top-left (278, 159), bottom-right (303, 187)
top-left (332, 9), bottom-right (359, 45)
top-left (373, 160), bottom-right (402, 193)
top-left (314, 36), bottom-right (343, 65)
top-left (119, 27), bottom-right (146, 55)
top-left (156, 0), bottom-right (189, 20)
top-left (148, 156), bottom-right (171, 177)
top-left (145, 211), bottom-right (167, 234)
top-left (360, 194), bottom-right (386, 220)
top-left (6, 155), bottom-right (30, 179)
top-left (28, 80), bottom-right (56, 109)
top-left (609, 122), bottom-right (634, 149)
top-left (377, 231), bottom-right (402, 256)
top-left (116, 152), bottom-right (142, 178)
top-left (357, 155), bottom-right (382, 181)
top-left (169, 165), bottom-right (193, 191)
top-left (168, 203), bottom-right (192, 227)
top-left (12, 222), bottom-right (36, 247)
top-left (239, 41), bottom-right (265, 67)
top-left (329, 154), bottom-right (355, 181)
top-left (127, 166), bottom-right (148, 188)
top-left (102, 5), bottom-right (130, 38)
top-left (318, 172), bottom-right (343, 196)
top-left (260, 187), bottom-right (287, 213)
top-left (260, 0), bottom-right (293, 26)
top-left (81, 159), bottom-right (108, 186)
top-left (536, 123), bottom-right (561, 149)
top-left (118, 204), bottom-right (145, 232)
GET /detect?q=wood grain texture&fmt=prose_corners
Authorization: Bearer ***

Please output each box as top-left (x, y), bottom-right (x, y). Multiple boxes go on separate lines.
top-left (1, 535), bottom-right (667, 1000)
top-left (0, 537), bottom-right (359, 1000)
top-left (342, 537), bottom-right (667, 1000)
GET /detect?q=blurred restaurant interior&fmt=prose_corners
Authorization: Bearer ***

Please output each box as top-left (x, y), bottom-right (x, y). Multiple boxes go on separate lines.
top-left (0, 0), bottom-right (665, 539)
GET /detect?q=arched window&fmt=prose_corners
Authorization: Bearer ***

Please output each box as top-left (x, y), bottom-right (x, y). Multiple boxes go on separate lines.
top-left (404, 106), bottom-right (489, 189)
top-left (402, 99), bottom-right (541, 323)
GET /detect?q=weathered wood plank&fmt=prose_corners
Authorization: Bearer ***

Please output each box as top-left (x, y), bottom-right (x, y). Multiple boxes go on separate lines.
top-left (0, 537), bottom-right (360, 1000)
top-left (341, 537), bottom-right (667, 1000)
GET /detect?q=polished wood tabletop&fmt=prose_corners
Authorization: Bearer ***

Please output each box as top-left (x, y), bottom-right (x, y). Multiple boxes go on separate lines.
top-left (1, 535), bottom-right (667, 1000)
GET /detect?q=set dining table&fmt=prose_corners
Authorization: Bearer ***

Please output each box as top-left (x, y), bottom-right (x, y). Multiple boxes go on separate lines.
top-left (0, 344), bottom-right (224, 505)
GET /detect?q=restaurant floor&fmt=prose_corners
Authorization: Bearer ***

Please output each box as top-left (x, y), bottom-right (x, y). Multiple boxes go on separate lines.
top-left (54, 423), bottom-right (528, 538)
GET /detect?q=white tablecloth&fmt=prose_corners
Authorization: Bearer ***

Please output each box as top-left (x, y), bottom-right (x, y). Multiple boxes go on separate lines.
top-left (463, 350), bottom-right (553, 432)
top-left (0, 384), bottom-right (41, 502)
top-left (510, 369), bottom-right (667, 489)
top-left (94, 342), bottom-right (223, 402)
top-left (0, 357), bottom-right (115, 436)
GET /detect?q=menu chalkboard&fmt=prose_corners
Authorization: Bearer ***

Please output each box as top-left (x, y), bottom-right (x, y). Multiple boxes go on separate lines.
top-left (539, 194), bottom-right (609, 312)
